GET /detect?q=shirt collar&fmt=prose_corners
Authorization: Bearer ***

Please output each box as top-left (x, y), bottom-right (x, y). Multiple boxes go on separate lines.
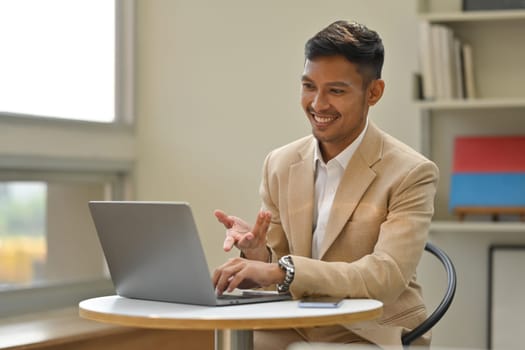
top-left (314, 118), bottom-right (369, 170)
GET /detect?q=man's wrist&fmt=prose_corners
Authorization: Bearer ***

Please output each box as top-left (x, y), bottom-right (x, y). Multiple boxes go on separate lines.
top-left (240, 246), bottom-right (272, 262)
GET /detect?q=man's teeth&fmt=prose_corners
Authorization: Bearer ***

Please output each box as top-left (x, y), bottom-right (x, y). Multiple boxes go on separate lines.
top-left (314, 115), bottom-right (337, 123)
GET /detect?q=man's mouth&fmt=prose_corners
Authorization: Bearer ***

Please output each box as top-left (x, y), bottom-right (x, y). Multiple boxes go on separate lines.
top-left (310, 111), bottom-right (339, 125)
top-left (313, 115), bottom-right (337, 123)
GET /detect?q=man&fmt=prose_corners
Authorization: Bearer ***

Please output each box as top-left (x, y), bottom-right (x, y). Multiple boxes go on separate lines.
top-left (213, 20), bottom-right (438, 348)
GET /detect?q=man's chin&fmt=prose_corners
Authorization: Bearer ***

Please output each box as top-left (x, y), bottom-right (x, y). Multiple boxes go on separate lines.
top-left (311, 128), bottom-right (331, 142)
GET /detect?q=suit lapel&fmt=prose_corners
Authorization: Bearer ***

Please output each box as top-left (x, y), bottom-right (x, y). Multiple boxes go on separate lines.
top-left (287, 138), bottom-right (315, 257)
top-left (318, 122), bottom-right (384, 259)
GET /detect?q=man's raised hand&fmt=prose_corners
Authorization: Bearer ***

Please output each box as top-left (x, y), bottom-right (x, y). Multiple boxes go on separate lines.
top-left (214, 209), bottom-right (271, 261)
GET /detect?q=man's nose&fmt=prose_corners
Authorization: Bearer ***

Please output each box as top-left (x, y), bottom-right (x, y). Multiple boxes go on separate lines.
top-left (312, 92), bottom-right (329, 111)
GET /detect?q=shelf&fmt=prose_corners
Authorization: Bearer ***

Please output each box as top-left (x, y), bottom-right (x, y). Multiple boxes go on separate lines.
top-left (415, 98), bottom-right (525, 110)
top-left (430, 220), bottom-right (525, 234)
top-left (420, 9), bottom-right (525, 23)
top-left (417, 2), bottom-right (525, 221)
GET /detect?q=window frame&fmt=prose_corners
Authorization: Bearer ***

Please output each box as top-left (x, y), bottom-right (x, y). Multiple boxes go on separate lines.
top-left (0, 0), bottom-right (135, 317)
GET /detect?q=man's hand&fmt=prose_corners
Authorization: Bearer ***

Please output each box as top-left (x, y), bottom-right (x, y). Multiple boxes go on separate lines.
top-left (214, 209), bottom-right (271, 261)
top-left (212, 257), bottom-right (285, 295)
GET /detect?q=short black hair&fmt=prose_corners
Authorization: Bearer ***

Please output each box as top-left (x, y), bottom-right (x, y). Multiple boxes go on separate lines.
top-left (305, 20), bottom-right (384, 84)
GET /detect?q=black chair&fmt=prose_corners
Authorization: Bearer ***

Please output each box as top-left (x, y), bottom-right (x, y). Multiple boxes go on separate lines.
top-left (401, 241), bottom-right (457, 347)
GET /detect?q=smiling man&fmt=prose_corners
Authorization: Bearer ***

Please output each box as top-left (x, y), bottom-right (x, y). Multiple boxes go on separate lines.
top-left (213, 20), bottom-right (439, 349)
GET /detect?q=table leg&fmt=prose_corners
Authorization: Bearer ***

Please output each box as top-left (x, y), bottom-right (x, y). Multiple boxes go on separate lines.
top-left (215, 329), bottom-right (254, 350)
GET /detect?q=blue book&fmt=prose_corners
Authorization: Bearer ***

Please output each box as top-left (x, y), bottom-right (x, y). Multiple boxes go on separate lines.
top-left (449, 173), bottom-right (525, 211)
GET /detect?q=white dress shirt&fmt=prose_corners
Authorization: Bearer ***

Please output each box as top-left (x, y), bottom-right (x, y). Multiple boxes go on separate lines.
top-left (312, 119), bottom-right (368, 259)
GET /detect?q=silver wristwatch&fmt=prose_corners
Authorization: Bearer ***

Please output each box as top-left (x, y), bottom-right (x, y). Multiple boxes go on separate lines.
top-left (277, 255), bottom-right (295, 293)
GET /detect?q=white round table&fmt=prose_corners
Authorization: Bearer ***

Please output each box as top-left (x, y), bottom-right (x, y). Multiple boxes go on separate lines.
top-left (79, 295), bottom-right (383, 350)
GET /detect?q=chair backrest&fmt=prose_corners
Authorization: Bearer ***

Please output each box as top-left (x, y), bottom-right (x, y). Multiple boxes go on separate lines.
top-left (401, 242), bottom-right (457, 346)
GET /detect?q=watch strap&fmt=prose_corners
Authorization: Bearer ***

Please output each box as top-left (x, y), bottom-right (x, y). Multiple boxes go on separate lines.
top-left (277, 255), bottom-right (295, 293)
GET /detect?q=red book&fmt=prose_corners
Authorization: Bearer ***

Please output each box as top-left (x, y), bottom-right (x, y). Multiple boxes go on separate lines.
top-left (453, 136), bottom-right (525, 173)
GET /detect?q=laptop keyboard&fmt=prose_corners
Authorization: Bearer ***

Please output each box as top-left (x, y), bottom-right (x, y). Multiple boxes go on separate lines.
top-left (217, 293), bottom-right (265, 300)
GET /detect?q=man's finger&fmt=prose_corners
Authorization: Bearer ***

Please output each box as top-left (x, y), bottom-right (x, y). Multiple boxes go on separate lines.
top-left (252, 211), bottom-right (271, 235)
top-left (223, 236), bottom-right (235, 251)
top-left (251, 212), bottom-right (264, 235)
top-left (259, 214), bottom-right (271, 236)
top-left (214, 209), bottom-right (233, 229)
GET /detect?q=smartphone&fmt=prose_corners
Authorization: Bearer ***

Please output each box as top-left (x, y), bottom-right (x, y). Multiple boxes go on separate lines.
top-left (298, 296), bottom-right (344, 308)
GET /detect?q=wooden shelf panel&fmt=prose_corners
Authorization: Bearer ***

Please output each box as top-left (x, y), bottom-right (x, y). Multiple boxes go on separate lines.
top-left (420, 9), bottom-right (525, 23)
top-left (415, 98), bottom-right (525, 110)
top-left (430, 220), bottom-right (525, 233)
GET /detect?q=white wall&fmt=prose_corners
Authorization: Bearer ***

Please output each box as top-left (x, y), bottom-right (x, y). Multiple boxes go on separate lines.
top-left (134, 0), bottom-right (420, 267)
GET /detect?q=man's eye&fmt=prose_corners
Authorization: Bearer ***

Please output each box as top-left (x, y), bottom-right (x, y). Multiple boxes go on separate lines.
top-left (302, 83), bottom-right (315, 90)
top-left (331, 89), bottom-right (345, 95)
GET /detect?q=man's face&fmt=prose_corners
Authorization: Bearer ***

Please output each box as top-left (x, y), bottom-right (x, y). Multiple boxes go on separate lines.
top-left (301, 55), bottom-right (383, 160)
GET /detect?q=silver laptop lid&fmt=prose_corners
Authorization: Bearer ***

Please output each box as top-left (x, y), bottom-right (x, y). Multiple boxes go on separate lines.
top-left (89, 201), bottom-right (220, 305)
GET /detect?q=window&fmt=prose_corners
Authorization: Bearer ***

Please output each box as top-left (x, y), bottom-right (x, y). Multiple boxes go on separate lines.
top-left (0, 0), bottom-right (114, 122)
top-left (0, 167), bottom-right (132, 317)
top-left (0, 183), bottom-right (46, 287)
top-left (0, 179), bottom-right (122, 289)
top-left (0, 0), bottom-right (133, 123)
top-left (0, 0), bottom-right (135, 317)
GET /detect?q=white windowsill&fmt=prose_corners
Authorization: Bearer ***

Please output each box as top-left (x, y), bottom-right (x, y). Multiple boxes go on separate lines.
top-left (0, 307), bottom-right (128, 349)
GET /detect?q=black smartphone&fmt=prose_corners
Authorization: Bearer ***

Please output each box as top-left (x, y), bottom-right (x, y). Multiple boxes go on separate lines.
top-left (298, 296), bottom-right (344, 308)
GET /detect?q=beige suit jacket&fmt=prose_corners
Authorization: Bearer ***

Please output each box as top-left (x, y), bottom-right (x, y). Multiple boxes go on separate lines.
top-left (259, 121), bottom-right (438, 346)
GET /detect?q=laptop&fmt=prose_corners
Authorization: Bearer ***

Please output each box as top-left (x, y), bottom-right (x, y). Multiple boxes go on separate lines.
top-left (88, 201), bottom-right (291, 306)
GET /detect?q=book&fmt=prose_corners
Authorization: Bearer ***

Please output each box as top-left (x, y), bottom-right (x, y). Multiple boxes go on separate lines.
top-left (431, 25), bottom-right (446, 99)
top-left (436, 25), bottom-right (456, 100)
top-left (418, 21), bottom-right (435, 100)
top-left (462, 43), bottom-right (477, 99)
top-left (450, 136), bottom-right (525, 214)
top-left (418, 23), bottom-right (472, 101)
top-left (453, 136), bottom-right (525, 172)
top-left (453, 38), bottom-right (465, 99)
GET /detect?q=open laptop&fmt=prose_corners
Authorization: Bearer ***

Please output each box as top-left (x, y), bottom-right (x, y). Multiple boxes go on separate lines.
top-left (88, 201), bottom-right (291, 306)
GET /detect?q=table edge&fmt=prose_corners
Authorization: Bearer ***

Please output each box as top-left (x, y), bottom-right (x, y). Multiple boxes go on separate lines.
top-left (79, 302), bottom-right (383, 330)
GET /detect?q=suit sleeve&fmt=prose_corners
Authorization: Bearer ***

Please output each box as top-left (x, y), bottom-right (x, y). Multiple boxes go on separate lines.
top-left (259, 150), bottom-right (291, 263)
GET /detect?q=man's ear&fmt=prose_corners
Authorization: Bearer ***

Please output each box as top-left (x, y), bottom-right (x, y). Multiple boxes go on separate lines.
top-left (367, 79), bottom-right (385, 106)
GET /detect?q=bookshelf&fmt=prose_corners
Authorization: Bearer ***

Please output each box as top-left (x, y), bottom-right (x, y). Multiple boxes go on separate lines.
top-left (416, 1), bottom-right (525, 225)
